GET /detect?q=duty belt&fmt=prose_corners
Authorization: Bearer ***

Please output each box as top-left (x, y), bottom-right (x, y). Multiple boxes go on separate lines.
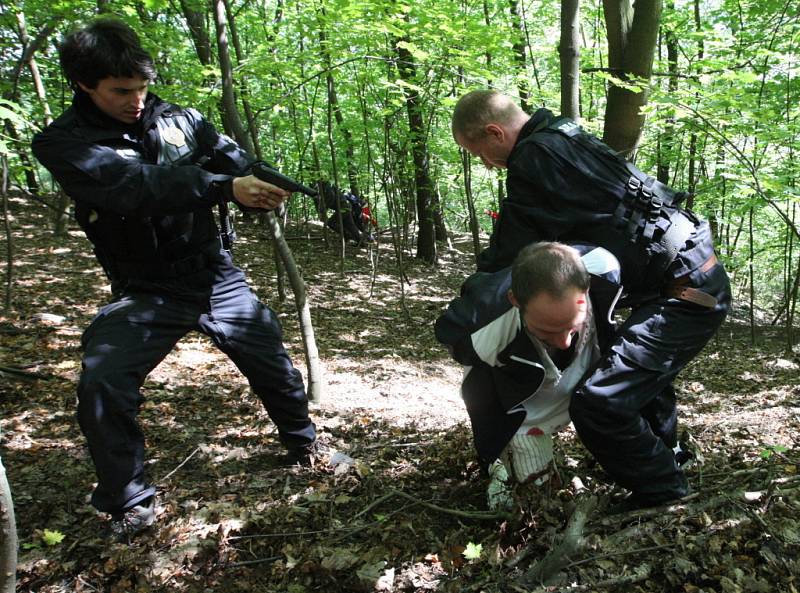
top-left (663, 254), bottom-right (719, 308)
top-left (115, 239), bottom-right (222, 281)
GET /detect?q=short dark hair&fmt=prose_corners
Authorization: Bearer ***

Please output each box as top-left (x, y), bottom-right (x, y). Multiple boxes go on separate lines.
top-left (59, 18), bottom-right (156, 90)
top-left (511, 242), bottom-right (589, 310)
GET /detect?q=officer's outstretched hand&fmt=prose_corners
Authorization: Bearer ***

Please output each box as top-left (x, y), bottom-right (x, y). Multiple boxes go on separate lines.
top-left (233, 175), bottom-right (291, 210)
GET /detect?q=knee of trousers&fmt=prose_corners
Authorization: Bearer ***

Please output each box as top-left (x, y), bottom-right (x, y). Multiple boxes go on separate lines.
top-left (76, 368), bottom-right (142, 429)
top-left (569, 387), bottom-right (635, 435)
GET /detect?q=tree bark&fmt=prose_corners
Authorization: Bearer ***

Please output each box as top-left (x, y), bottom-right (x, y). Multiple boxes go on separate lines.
top-left (393, 39), bottom-right (436, 264)
top-left (223, 0), bottom-right (262, 160)
top-left (317, 11), bottom-right (361, 198)
top-left (602, 0), bottom-right (663, 157)
top-left (0, 452), bottom-right (16, 593)
top-left (264, 212), bottom-right (324, 402)
top-left (211, 0), bottom-right (323, 401)
top-left (5, 17), bottom-right (54, 196)
top-left (15, 13), bottom-right (68, 235)
top-left (559, 0), bottom-right (581, 120)
top-left (0, 166), bottom-right (16, 591)
top-left (2, 158), bottom-right (12, 312)
top-left (179, 0), bottom-right (214, 66)
top-left (657, 2), bottom-right (679, 184)
top-left (461, 148), bottom-right (482, 265)
top-left (509, 0), bottom-right (531, 112)
top-left (324, 72), bottom-right (347, 271)
top-left (212, 0), bottom-right (253, 153)
top-left (16, 13), bottom-right (52, 127)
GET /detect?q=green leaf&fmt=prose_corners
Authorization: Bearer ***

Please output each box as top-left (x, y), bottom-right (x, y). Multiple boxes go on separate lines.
top-left (462, 542), bottom-right (482, 561)
top-left (42, 529), bottom-right (65, 546)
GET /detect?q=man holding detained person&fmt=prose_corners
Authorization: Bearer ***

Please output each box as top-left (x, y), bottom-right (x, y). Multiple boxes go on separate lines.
top-left (440, 90), bottom-right (730, 512)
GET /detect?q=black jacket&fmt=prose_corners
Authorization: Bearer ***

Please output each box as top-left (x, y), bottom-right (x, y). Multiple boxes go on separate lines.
top-left (32, 92), bottom-right (254, 296)
top-left (435, 244), bottom-right (622, 406)
top-left (478, 109), bottom-right (715, 301)
top-left (434, 244), bottom-right (623, 466)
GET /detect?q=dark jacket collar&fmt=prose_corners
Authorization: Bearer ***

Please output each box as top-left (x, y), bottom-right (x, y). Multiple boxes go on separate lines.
top-left (72, 91), bottom-right (170, 135)
top-left (63, 91), bottom-right (171, 142)
top-left (508, 107), bottom-right (555, 163)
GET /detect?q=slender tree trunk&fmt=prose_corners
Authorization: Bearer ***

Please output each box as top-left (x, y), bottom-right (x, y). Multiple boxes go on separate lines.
top-left (787, 234), bottom-right (799, 351)
top-left (325, 75), bottom-right (347, 272)
top-left (17, 13), bottom-right (52, 126)
top-left (212, 0), bottom-right (253, 152)
top-left (432, 187), bottom-right (447, 243)
top-left (2, 158), bottom-right (12, 312)
top-left (382, 119), bottom-right (411, 316)
top-left (749, 206), bottom-right (755, 344)
top-left (0, 451), bottom-right (16, 593)
top-left (317, 11), bottom-right (361, 197)
top-left (223, 0), bottom-right (262, 160)
top-left (601, 0), bottom-right (663, 157)
top-left (212, 0), bottom-right (323, 401)
top-left (509, 0), bottom-right (531, 112)
top-left (560, 0), bottom-right (581, 120)
top-left (461, 148), bottom-right (482, 264)
top-left (14, 13), bottom-right (66, 236)
top-left (180, 0), bottom-right (235, 136)
top-left (657, 1), bottom-right (679, 183)
top-left (482, 0), bottom-right (493, 78)
top-left (687, 132), bottom-right (698, 202)
top-left (180, 0), bottom-right (213, 65)
top-left (685, 0), bottom-right (703, 205)
top-left (263, 213), bottom-right (323, 402)
top-left (3, 123), bottom-right (38, 196)
top-left (393, 39), bottom-right (436, 264)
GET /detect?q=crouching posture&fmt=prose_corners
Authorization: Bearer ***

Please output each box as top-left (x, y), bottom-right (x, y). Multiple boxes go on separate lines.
top-left (435, 242), bottom-right (621, 507)
top-left (32, 19), bottom-right (317, 540)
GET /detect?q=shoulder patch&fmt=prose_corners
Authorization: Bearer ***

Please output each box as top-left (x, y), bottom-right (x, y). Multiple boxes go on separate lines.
top-left (581, 247), bottom-right (620, 276)
top-left (553, 119), bottom-right (581, 137)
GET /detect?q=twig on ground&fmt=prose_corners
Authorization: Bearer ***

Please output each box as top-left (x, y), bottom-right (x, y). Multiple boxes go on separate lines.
top-left (329, 502), bottom-right (420, 544)
top-left (158, 446), bottom-right (201, 484)
top-left (358, 441), bottom-right (423, 450)
top-left (229, 528), bottom-right (338, 540)
top-left (226, 555), bottom-right (282, 568)
top-left (75, 576), bottom-right (100, 592)
top-left (353, 491), bottom-right (397, 519)
top-left (566, 543), bottom-right (674, 568)
top-left (389, 489), bottom-right (506, 520)
top-left (526, 565), bottom-right (652, 593)
top-left (0, 364), bottom-right (52, 381)
top-left (700, 464), bottom-right (776, 480)
top-left (597, 492), bottom-right (699, 525)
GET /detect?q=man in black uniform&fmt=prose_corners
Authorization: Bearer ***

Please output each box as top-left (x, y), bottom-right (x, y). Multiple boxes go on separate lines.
top-left (32, 19), bottom-right (317, 539)
top-left (451, 89), bottom-right (731, 510)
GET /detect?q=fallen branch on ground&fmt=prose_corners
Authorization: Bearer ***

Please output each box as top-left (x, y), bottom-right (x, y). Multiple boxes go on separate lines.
top-left (518, 495), bottom-right (597, 588)
top-left (389, 489), bottom-right (507, 520)
top-left (157, 446), bottom-right (201, 484)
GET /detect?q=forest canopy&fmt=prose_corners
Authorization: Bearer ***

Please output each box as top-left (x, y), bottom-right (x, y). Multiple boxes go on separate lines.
top-left (1, 0), bottom-right (799, 324)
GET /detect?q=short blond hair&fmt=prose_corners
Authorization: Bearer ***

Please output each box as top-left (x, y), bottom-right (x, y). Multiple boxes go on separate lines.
top-left (451, 90), bottom-right (525, 142)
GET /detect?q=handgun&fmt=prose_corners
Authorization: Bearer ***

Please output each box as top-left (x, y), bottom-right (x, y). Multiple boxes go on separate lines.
top-left (252, 162), bottom-right (318, 197)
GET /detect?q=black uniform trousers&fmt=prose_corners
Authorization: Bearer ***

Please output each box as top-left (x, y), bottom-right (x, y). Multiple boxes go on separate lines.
top-left (570, 260), bottom-right (730, 499)
top-left (77, 254), bottom-right (315, 513)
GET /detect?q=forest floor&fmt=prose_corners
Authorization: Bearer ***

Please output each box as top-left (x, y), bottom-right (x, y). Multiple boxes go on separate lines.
top-left (2, 194), bottom-right (800, 593)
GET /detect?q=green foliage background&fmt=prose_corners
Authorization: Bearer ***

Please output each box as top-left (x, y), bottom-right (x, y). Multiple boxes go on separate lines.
top-left (1, 0), bottom-right (799, 318)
